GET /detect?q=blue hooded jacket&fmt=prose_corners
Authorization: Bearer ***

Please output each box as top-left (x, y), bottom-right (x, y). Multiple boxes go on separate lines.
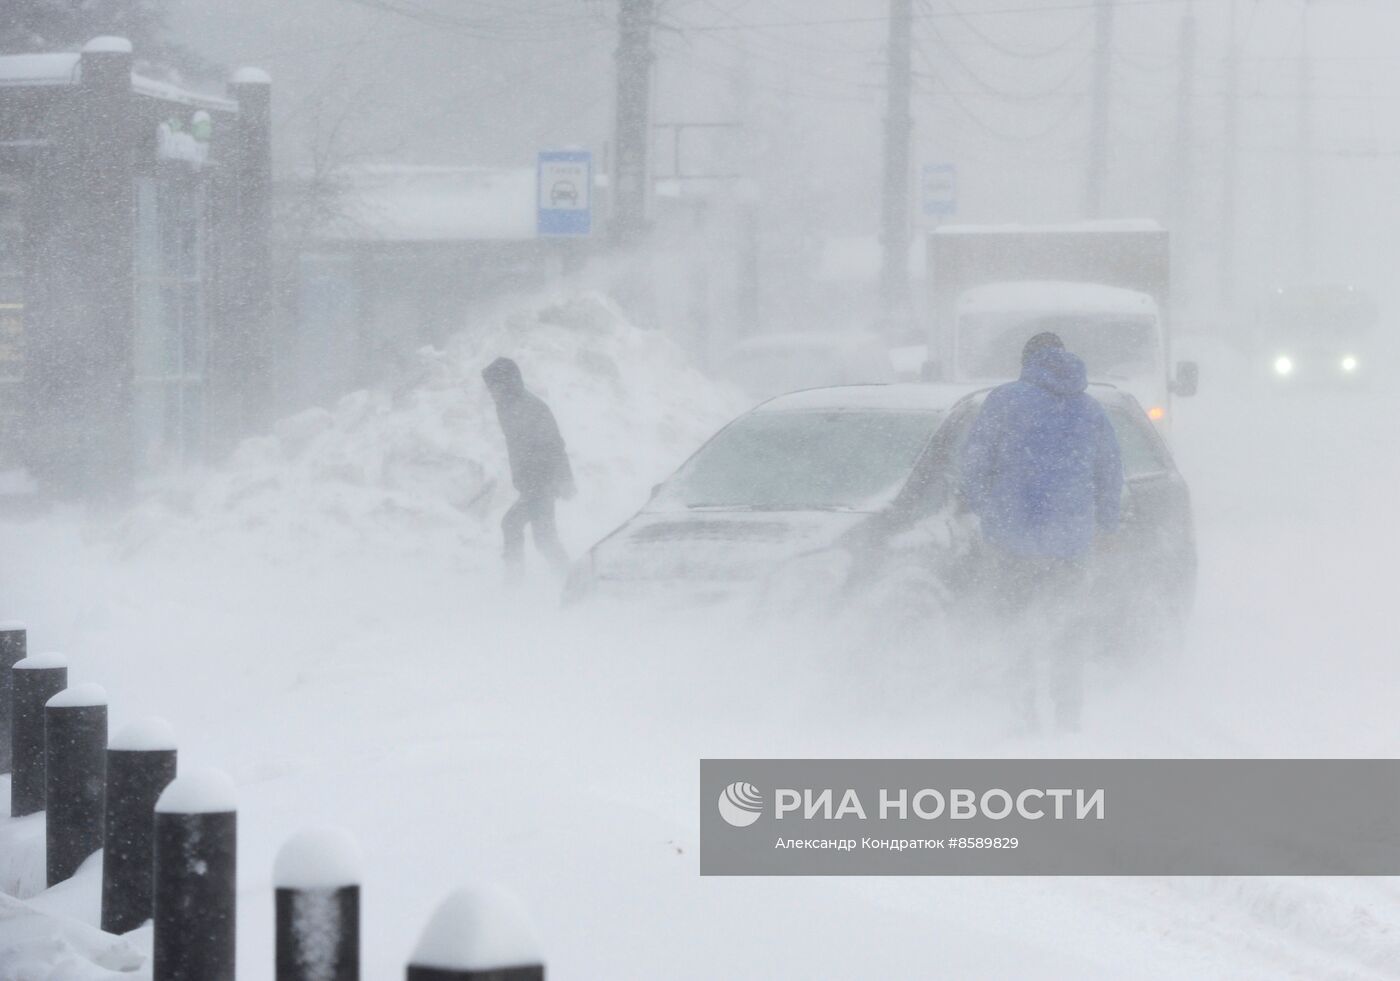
top-left (958, 347), bottom-right (1123, 560)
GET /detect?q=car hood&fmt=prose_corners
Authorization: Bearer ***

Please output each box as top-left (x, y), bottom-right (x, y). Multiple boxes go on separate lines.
top-left (587, 508), bottom-right (871, 584)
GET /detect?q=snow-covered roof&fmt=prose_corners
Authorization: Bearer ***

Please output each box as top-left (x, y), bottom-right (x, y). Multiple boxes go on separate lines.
top-left (322, 165), bottom-right (537, 243)
top-left (0, 51), bottom-right (237, 111)
top-left (957, 280), bottom-right (1158, 317)
top-left (82, 36), bottom-right (132, 55)
top-left (231, 66), bottom-right (271, 86)
top-left (729, 331), bottom-right (885, 355)
top-left (934, 219), bottom-right (1164, 235)
top-left (134, 74), bottom-right (237, 112)
top-left (816, 234), bottom-right (926, 283)
top-left (0, 53), bottom-right (80, 87)
top-left (758, 383), bottom-right (979, 414)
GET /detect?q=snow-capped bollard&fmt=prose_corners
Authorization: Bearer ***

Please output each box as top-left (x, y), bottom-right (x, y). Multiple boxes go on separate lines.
top-left (154, 769), bottom-right (238, 981)
top-left (406, 886), bottom-right (544, 980)
top-left (10, 653), bottom-right (68, 817)
top-left (275, 826), bottom-right (363, 981)
top-left (45, 683), bottom-right (108, 886)
top-left (102, 717), bottom-right (178, 934)
top-left (0, 621), bottom-right (26, 772)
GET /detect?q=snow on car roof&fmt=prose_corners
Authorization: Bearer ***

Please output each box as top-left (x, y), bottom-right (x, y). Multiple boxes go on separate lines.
top-left (756, 383), bottom-right (980, 414)
top-left (958, 280), bottom-right (1158, 316)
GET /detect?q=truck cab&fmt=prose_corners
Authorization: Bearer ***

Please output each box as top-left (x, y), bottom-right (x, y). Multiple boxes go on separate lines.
top-left (925, 220), bottom-right (1197, 431)
top-left (952, 280), bottom-right (1177, 425)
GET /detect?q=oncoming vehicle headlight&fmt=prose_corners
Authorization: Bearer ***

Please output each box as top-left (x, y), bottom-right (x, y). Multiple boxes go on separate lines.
top-left (1341, 355), bottom-right (1359, 373)
top-left (1273, 355), bottom-right (1295, 377)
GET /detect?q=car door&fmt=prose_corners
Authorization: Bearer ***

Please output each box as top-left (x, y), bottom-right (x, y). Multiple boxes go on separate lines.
top-left (851, 400), bottom-right (979, 596)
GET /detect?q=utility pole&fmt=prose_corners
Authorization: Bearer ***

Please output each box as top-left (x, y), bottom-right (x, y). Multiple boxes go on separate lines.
top-left (611, 0), bottom-right (654, 247)
top-left (1297, 0), bottom-right (1315, 278)
top-left (1084, 0), bottom-right (1116, 219)
top-left (1169, 3), bottom-right (1196, 303)
top-left (880, 0), bottom-right (914, 327)
top-left (1220, 0), bottom-right (1239, 310)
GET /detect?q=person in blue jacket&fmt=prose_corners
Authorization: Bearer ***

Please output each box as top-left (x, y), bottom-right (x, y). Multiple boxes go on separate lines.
top-left (958, 331), bottom-right (1123, 733)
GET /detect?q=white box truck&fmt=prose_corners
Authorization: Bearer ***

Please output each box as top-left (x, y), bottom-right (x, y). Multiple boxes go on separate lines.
top-left (926, 220), bottom-right (1197, 426)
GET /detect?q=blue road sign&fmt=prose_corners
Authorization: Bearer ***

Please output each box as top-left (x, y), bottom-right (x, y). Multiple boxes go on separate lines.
top-left (537, 149), bottom-right (592, 237)
top-left (921, 162), bottom-right (957, 224)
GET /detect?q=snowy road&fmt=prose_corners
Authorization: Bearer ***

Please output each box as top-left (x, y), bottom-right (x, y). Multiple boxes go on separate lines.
top-left (3, 367), bottom-right (1400, 978)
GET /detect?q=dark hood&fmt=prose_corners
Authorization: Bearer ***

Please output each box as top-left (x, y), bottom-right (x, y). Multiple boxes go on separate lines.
top-left (1021, 347), bottom-right (1088, 397)
top-left (482, 356), bottom-right (525, 400)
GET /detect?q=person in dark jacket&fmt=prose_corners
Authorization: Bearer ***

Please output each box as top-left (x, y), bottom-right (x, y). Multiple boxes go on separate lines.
top-left (482, 357), bottom-right (575, 578)
top-left (958, 331), bottom-right (1123, 733)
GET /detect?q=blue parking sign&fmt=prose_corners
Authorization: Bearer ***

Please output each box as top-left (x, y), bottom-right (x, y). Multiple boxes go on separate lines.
top-left (921, 162), bottom-right (957, 224)
top-left (537, 150), bottom-right (592, 236)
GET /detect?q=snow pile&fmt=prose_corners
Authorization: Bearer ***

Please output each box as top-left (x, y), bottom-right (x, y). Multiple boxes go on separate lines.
top-left (0, 893), bottom-right (144, 981)
top-left (119, 294), bottom-right (745, 563)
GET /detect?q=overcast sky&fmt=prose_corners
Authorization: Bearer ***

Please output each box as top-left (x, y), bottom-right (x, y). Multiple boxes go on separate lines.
top-left (168, 0), bottom-right (1400, 317)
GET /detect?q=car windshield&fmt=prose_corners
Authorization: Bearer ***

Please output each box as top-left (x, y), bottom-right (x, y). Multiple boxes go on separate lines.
top-left (958, 312), bottom-right (1158, 380)
top-left (654, 409), bottom-right (942, 511)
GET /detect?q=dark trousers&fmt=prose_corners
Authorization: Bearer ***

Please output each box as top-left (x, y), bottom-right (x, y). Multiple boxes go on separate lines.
top-left (502, 493), bottom-right (568, 572)
top-left (985, 547), bottom-right (1090, 730)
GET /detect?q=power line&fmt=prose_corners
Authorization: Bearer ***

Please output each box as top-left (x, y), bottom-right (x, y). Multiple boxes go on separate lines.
top-left (671, 0), bottom-right (1191, 34)
top-left (337, 0), bottom-right (609, 41)
top-left (920, 18), bottom-right (1094, 103)
top-left (941, 0), bottom-right (1094, 61)
top-left (911, 38), bottom-right (1087, 145)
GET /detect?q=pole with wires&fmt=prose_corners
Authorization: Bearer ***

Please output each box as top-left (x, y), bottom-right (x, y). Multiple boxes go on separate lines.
top-left (880, 0), bottom-right (914, 328)
top-left (1084, 0), bottom-right (1115, 218)
top-left (1169, 1), bottom-right (1196, 302)
top-left (1297, 0), bottom-right (1314, 278)
top-left (611, 0), bottom-right (655, 247)
top-left (1220, 0), bottom-right (1240, 310)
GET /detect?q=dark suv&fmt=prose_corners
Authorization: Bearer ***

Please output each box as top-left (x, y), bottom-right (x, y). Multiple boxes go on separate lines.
top-left (852, 384), bottom-right (1196, 654)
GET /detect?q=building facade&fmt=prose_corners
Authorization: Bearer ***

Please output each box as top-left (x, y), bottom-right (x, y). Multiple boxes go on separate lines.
top-left (0, 38), bottom-right (271, 495)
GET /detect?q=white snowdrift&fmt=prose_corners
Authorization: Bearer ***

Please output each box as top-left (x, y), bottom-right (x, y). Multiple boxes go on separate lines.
top-left (118, 294), bottom-right (746, 564)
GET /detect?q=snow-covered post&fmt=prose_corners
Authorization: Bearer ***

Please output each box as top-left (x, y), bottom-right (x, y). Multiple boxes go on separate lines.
top-left (9, 653), bottom-right (68, 816)
top-left (275, 827), bottom-right (362, 981)
top-left (45, 683), bottom-right (108, 885)
top-left (154, 769), bottom-right (238, 981)
top-left (406, 886), bottom-right (544, 980)
top-left (0, 621), bottom-right (26, 772)
top-left (102, 718), bottom-right (178, 934)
